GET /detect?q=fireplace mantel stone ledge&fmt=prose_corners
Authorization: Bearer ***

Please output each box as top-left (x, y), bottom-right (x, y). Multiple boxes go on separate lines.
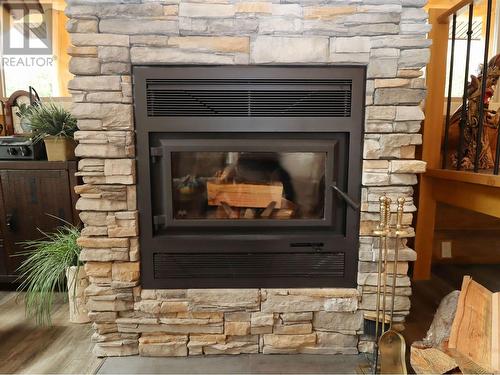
top-left (67, 0), bottom-right (427, 357)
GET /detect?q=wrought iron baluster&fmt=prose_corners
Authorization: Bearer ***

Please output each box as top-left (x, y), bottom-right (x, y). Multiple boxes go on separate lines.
top-left (456, 3), bottom-right (474, 171)
top-left (495, 67), bottom-right (500, 174)
top-left (442, 13), bottom-right (457, 169)
top-left (495, 118), bottom-right (500, 174)
top-left (473, 0), bottom-right (493, 172)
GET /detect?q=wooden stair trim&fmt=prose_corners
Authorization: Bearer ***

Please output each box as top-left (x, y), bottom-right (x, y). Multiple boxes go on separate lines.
top-left (430, 177), bottom-right (500, 219)
top-left (437, 0), bottom-right (474, 24)
top-left (414, 8), bottom-right (449, 280)
top-left (426, 168), bottom-right (500, 188)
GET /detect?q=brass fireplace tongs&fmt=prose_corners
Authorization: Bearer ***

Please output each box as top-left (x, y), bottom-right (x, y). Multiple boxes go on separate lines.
top-left (372, 195), bottom-right (390, 374)
top-left (378, 197), bottom-right (407, 375)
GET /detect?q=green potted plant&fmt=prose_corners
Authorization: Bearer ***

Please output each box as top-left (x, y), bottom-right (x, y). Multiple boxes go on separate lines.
top-left (17, 223), bottom-right (89, 325)
top-left (27, 103), bottom-right (78, 161)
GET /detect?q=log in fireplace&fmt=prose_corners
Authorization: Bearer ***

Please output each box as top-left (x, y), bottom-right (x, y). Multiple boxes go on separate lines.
top-left (134, 66), bottom-right (364, 289)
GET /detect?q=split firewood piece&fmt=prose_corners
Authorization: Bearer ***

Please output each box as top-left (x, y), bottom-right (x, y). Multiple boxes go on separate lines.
top-left (207, 181), bottom-right (283, 208)
top-left (422, 290), bottom-right (460, 349)
top-left (409, 277), bottom-right (499, 375)
top-left (217, 165), bottom-right (236, 182)
top-left (449, 276), bottom-right (494, 372)
top-left (493, 292), bottom-right (500, 372)
top-left (243, 208), bottom-right (256, 219)
top-left (272, 198), bottom-right (296, 219)
top-left (281, 197), bottom-right (297, 210)
top-left (273, 209), bottom-right (294, 219)
top-left (215, 206), bottom-right (227, 219)
top-left (410, 346), bottom-right (459, 374)
top-left (446, 347), bottom-right (491, 374)
top-left (221, 201), bottom-right (239, 219)
top-left (260, 201), bottom-right (277, 218)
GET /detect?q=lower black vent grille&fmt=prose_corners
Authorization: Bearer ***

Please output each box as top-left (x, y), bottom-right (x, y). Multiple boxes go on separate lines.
top-left (153, 252), bottom-right (345, 279)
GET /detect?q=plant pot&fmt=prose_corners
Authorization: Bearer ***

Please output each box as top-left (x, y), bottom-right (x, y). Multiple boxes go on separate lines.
top-left (43, 136), bottom-right (77, 161)
top-left (66, 266), bottom-right (90, 324)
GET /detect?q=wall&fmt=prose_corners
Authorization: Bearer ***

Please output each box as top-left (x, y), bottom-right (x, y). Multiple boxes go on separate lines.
top-left (433, 203), bottom-right (500, 264)
top-left (66, 0), bottom-right (429, 357)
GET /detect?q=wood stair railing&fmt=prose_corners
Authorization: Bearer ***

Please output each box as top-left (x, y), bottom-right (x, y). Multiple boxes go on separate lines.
top-left (414, 4), bottom-right (500, 279)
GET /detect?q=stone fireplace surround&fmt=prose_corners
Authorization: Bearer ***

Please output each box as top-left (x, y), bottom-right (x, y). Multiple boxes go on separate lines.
top-left (67, 0), bottom-right (429, 357)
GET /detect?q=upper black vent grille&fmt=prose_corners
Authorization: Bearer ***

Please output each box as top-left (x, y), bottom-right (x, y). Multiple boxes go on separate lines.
top-left (146, 79), bottom-right (352, 117)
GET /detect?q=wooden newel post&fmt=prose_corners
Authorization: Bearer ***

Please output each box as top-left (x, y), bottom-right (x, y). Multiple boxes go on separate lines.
top-left (414, 9), bottom-right (449, 280)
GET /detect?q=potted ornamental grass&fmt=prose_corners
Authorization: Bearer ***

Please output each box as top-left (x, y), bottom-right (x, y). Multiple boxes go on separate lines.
top-left (27, 103), bottom-right (78, 161)
top-left (17, 222), bottom-right (89, 325)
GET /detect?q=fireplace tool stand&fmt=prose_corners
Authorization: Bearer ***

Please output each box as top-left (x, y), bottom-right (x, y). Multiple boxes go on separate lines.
top-left (371, 196), bottom-right (407, 374)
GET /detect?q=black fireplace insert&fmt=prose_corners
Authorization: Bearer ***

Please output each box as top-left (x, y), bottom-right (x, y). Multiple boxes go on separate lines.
top-left (134, 66), bottom-right (365, 288)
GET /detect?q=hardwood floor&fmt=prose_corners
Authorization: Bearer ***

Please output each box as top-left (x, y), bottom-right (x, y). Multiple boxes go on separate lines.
top-left (0, 290), bottom-right (103, 374)
top-left (0, 264), bottom-right (497, 374)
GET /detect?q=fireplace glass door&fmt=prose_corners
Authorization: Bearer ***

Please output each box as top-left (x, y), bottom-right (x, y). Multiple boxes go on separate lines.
top-left (172, 151), bottom-right (326, 221)
top-left (151, 136), bottom-right (346, 230)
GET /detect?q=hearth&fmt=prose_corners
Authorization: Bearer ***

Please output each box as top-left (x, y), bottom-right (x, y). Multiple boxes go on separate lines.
top-left (134, 66), bottom-right (364, 289)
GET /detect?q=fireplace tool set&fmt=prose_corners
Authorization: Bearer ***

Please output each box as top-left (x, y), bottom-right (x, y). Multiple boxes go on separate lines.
top-left (371, 195), bottom-right (407, 374)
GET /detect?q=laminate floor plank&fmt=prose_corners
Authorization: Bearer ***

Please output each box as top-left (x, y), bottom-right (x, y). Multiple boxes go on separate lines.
top-left (1, 264), bottom-right (499, 374)
top-left (98, 354), bottom-right (369, 374)
top-left (0, 291), bottom-right (102, 374)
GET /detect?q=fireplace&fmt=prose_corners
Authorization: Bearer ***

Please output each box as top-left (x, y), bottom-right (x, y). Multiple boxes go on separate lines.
top-left (68, 0), bottom-right (428, 356)
top-left (134, 66), bottom-right (364, 289)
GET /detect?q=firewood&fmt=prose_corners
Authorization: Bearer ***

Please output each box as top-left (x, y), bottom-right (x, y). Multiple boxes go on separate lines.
top-left (260, 201), bottom-right (276, 218)
top-left (410, 346), bottom-right (459, 374)
top-left (411, 277), bottom-right (499, 374)
top-left (446, 347), bottom-right (491, 374)
top-left (273, 209), bottom-right (294, 219)
top-left (422, 290), bottom-right (460, 349)
top-left (215, 206), bottom-right (227, 219)
top-left (243, 208), bottom-right (256, 219)
top-left (449, 276), bottom-right (494, 372)
top-left (281, 197), bottom-right (297, 210)
top-left (207, 181), bottom-right (283, 208)
top-left (271, 198), bottom-right (296, 219)
top-left (218, 165), bottom-right (236, 182)
top-left (221, 201), bottom-right (239, 219)
top-left (493, 292), bottom-right (500, 372)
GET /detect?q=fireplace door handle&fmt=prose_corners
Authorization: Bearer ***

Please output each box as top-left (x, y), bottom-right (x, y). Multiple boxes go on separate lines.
top-left (330, 183), bottom-right (360, 211)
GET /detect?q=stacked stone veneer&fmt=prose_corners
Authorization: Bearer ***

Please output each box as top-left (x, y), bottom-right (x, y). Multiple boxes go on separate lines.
top-left (66, 0), bottom-right (430, 357)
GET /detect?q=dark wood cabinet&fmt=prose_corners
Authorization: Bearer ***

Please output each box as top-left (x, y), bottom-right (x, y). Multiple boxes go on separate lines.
top-left (0, 161), bottom-right (79, 282)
